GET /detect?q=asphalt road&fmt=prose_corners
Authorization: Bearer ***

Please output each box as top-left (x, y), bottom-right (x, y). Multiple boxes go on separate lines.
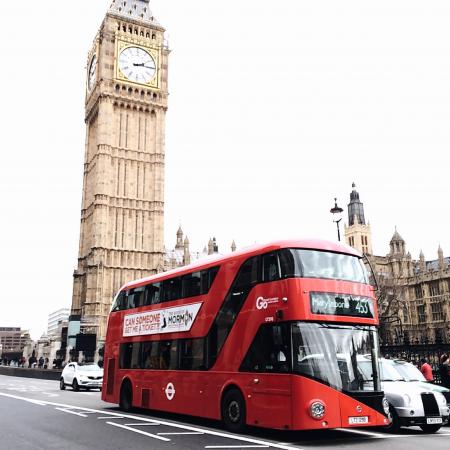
top-left (1, 374), bottom-right (449, 450)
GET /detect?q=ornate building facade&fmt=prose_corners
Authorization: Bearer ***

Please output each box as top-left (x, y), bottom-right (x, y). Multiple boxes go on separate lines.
top-left (69, 0), bottom-right (169, 349)
top-left (344, 185), bottom-right (450, 345)
top-left (163, 227), bottom-right (237, 271)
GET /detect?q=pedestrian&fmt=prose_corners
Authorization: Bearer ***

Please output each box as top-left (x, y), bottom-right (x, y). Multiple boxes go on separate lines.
top-left (438, 354), bottom-right (450, 388)
top-left (420, 358), bottom-right (433, 382)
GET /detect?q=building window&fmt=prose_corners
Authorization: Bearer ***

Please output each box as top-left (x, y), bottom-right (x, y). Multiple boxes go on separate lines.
top-left (431, 303), bottom-right (444, 322)
top-left (430, 281), bottom-right (440, 297)
top-left (414, 285), bottom-right (422, 299)
top-left (403, 306), bottom-right (409, 323)
top-left (417, 305), bottom-right (426, 323)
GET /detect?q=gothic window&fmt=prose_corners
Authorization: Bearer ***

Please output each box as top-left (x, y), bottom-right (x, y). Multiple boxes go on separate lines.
top-left (403, 306), bottom-right (409, 323)
top-left (430, 281), bottom-right (440, 297)
top-left (435, 328), bottom-right (444, 344)
top-left (417, 305), bottom-right (426, 323)
top-left (431, 303), bottom-right (444, 322)
top-left (414, 285), bottom-right (422, 299)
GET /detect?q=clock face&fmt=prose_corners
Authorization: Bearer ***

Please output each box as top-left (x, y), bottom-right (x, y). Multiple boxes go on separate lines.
top-left (88, 55), bottom-right (97, 91)
top-left (118, 46), bottom-right (156, 85)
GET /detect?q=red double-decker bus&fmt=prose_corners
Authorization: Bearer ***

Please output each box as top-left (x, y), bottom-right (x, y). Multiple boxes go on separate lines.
top-left (102, 239), bottom-right (390, 431)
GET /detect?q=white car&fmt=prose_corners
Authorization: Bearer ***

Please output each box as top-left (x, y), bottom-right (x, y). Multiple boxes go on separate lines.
top-left (391, 359), bottom-right (450, 407)
top-left (359, 357), bottom-right (449, 433)
top-left (60, 362), bottom-right (103, 391)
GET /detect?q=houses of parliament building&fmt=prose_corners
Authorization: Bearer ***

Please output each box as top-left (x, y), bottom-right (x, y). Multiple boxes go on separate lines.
top-left (344, 184), bottom-right (450, 346)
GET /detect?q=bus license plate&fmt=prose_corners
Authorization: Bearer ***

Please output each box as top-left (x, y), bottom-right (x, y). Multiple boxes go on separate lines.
top-left (349, 416), bottom-right (369, 425)
top-left (426, 418), bottom-right (442, 425)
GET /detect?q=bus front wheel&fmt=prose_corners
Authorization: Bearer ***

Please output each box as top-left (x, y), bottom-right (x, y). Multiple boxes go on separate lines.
top-left (119, 380), bottom-right (133, 412)
top-left (221, 389), bottom-right (246, 433)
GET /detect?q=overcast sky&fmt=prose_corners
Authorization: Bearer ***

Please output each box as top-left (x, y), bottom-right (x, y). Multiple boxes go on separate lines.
top-left (1, 1), bottom-right (450, 339)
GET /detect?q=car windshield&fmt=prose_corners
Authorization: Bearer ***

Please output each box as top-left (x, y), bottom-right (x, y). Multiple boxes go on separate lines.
top-left (359, 359), bottom-right (404, 382)
top-left (78, 364), bottom-right (101, 372)
top-left (291, 323), bottom-right (381, 392)
top-left (392, 361), bottom-right (426, 382)
top-left (280, 249), bottom-right (369, 284)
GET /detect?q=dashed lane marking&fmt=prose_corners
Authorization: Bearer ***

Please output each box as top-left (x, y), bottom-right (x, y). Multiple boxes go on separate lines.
top-left (124, 423), bottom-right (160, 426)
top-left (106, 422), bottom-right (171, 442)
top-left (335, 428), bottom-right (388, 438)
top-left (97, 416), bottom-right (126, 420)
top-left (55, 407), bottom-right (88, 418)
top-left (205, 446), bottom-right (269, 449)
top-left (157, 432), bottom-right (204, 435)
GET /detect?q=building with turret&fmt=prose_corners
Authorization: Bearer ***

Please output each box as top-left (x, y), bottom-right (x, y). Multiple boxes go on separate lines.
top-left (164, 228), bottom-right (237, 271)
top-left (344, 184), bottom-right (450, 345)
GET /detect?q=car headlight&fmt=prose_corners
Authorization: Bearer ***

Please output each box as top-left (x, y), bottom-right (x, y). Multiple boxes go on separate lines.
top-left (309, 401), bottom-right (326, 420)
top-left (402, 394), bottom-right (411, 406)
top-left (436, 393), bottom-right (447, 406)
top-left (382, 397), bottom-right (390, 415)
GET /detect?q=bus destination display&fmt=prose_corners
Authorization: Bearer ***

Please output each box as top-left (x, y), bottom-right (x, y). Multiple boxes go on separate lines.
top-left (310, 292), bottom-right (374, 318)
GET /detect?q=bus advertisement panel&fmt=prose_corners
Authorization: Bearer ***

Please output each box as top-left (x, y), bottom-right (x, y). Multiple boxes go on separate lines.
top-left (102, 239), bottom-right (390, 431)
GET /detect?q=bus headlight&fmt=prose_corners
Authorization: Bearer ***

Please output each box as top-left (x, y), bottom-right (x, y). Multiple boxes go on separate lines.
top-left (402, 394), bottom-right (411, 406)
top-left (382, 397), bottom-right (390, 415)
top-left (309, 401), bottom-right (326, 420)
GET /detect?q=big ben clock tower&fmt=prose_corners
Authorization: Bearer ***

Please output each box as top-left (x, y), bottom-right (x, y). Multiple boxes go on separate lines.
top-left (69, 0), bottom-right (169, 353)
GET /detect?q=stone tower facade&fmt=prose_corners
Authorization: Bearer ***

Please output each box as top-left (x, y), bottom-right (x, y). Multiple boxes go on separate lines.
top-left (344, 183), bottom-right (373, 255)
top-left (70, 0), bottom-right (169, 349)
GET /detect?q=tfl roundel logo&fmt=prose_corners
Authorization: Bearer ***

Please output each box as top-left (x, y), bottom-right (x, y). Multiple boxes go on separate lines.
top-left (165, 382), bottom-right (175, 401)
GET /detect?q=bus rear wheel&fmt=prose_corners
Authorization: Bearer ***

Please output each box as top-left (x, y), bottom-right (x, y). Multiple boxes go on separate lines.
top-left (119, 380), bottom-right (133, 412)
top-left (221, 389), bottom-right (246, 433)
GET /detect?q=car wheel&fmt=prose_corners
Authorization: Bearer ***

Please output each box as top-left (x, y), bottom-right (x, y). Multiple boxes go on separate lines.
top-left (383, 405), bottom-right (400, 433)
top-left (420, 424), bottom-right (442, 433)
top-left (119, 380), bottom-right (133, 412)
top-left (72, 379), bottom-right (80, 392)
top-left (221, 389), bottom-right (246, 433)
top-left (59, 378), bottom-right (66, 391)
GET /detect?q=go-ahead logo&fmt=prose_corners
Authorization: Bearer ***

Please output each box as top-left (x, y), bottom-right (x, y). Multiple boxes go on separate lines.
top-left (256, 296), bottom-right (279, 310)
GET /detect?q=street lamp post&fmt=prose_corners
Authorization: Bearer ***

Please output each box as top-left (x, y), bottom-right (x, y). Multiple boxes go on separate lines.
top-left (330, 198), bottom-right (344, 242)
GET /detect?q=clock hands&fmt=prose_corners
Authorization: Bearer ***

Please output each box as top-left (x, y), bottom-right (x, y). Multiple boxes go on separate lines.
top-left (133, 62), bottom-right (155, 69)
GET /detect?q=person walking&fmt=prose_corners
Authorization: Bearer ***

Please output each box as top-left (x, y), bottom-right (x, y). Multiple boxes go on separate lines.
top-left (438, 354), bottom-right (450, 388)
top-left (420, 358), bottom-right (433, 382)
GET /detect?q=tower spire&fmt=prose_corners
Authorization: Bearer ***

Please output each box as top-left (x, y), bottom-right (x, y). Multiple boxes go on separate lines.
top-left (108, 0), bottom-right (161, 26)
top-left (347, 182), bottom-right (366, 226)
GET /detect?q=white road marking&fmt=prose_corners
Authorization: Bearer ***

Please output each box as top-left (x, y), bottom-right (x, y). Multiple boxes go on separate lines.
top-left (158, 431), bottom-right (204, 435)
top-left (0, 392), bottom-right (303, 450)
top-left (124, 423), bottom-right (160, 426)
top-left (42, 392), bottom-right (59, 398)
top-left (106, 422), bottom-right (171, 442)
top-left (205, 446), bottom-right (269, 449)
top-left (55, 407), bottom-right (88, 418)
top-left (336, 428), bottom-right (388, 438)
top-left (97, 416), bottom-right (126, 420)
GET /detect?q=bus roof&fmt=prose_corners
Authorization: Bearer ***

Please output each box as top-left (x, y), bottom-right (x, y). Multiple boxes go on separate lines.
top-left (122, 239), bottom-right (361, 291)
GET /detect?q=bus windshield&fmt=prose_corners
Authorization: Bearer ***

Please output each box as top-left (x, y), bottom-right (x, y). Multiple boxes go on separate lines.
top-left (280, 249), bottom-right (368, 284)
top-left (292, 323), bottom-right (381, 392)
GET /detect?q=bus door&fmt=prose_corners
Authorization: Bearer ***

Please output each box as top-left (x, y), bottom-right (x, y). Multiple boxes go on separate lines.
top-left (241, 323), bottom-right (292, 429)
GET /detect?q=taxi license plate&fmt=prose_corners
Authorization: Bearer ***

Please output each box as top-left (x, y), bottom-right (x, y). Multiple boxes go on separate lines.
top-left (349, 416), bottom-right (369, 425)
top-left (426, 418), bottom-right (442, 425)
